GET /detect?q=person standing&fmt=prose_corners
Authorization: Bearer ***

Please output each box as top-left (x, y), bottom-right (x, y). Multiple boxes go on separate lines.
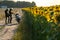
top-left (5, 9), bottom-right (9, 24)
top-left (9, 8), bottom-right (13, 23)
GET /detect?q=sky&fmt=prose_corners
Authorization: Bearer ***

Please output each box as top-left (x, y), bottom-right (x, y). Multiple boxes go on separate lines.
top-left (13, 0), bottom-right (60, 7)
top-left (3, 0), bottom-right (60, 7)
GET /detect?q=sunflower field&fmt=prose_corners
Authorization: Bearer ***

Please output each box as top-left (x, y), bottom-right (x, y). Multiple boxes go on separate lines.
top-left (13, 5), bottom-right (60, 40)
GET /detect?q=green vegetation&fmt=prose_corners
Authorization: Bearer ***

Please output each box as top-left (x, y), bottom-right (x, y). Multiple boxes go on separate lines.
top-left (0, 26), bottom-right (5, 30)
top-left (13, 9), bottom-right (60, 40)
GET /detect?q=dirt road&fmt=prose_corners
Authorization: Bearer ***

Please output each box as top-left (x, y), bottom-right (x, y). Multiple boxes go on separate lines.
top-left (0, 9), bottom-right (23, 40)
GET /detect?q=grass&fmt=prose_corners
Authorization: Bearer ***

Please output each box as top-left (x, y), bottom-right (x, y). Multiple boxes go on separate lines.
top-left (0, 26), bottom-right (5, 31)
top-left (0, 8), bottom-right (5, 31)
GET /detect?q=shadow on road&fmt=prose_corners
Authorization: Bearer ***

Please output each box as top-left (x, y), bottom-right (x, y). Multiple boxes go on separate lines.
top-left (0, 23), bottom-right (18, 26)
top-left (6, 23), bottom-right (18, 26)
top-left (0, 24), bottom-right (5, 26)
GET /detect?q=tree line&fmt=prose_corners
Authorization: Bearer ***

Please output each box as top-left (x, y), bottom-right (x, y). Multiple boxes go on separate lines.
top-left (0, 1), bottom-right (36, 8)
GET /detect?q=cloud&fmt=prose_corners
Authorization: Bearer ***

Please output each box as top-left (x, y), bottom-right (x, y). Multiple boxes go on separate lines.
top-left (34, 0), bottom-right (60, 6)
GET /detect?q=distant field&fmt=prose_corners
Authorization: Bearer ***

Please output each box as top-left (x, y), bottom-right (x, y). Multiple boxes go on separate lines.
top-left (0, 8), bottom-right (5, 20)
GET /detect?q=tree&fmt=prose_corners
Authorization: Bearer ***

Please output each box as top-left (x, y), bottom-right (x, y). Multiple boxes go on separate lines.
top-left (32, 1), bottom-right (36, 6)
top-left (0, 1), bottom-right (36, 8)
